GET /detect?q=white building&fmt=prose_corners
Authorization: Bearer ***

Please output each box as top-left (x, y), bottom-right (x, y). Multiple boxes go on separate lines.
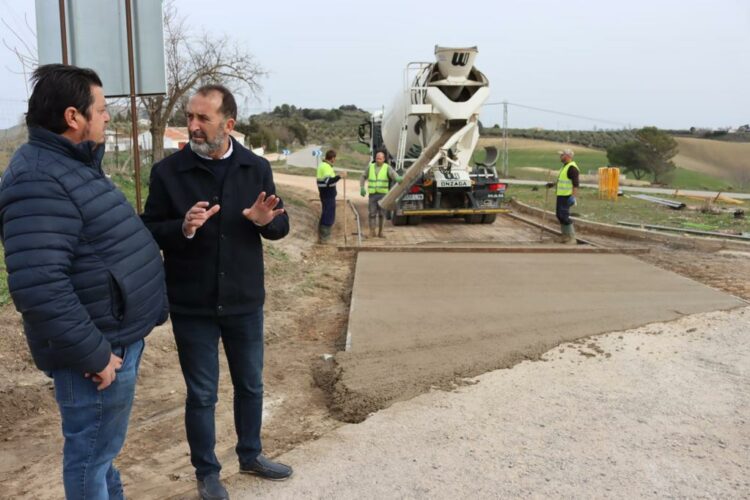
top-left (104, 129), bottom-right (133, 152)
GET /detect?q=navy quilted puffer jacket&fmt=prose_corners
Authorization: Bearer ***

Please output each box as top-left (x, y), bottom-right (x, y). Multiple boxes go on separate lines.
top-left (0, 127), bottom-right (168, 374)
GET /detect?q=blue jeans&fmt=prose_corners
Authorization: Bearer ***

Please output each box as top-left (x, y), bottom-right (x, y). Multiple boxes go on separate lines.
top-left (556, 195), bottom-right (573, 226)
top-left (171, 309), bottom-right (264, 480)
top-left (52, 339), bottom-right (145, 500)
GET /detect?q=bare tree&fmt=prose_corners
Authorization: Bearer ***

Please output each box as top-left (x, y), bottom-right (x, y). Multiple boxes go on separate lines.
top-left (1, 14), bottom-right (37, 98)
top-left (142, 1), bottom-right (265, 163)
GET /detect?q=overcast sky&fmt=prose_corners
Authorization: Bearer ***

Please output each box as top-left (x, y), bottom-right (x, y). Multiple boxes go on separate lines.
top-left (0, 0), bottom-right (748, 130)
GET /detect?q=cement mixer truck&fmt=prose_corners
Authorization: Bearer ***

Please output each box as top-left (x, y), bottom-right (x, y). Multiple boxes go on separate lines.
top-left (358, 46), bottom-right (507, 225)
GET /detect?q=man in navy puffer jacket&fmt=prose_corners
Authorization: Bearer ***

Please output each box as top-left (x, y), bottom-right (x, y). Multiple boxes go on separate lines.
top-left (0, 64), bottom-right (168, 499)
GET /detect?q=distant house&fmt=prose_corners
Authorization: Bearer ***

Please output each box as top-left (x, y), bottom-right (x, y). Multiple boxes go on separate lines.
top-left (104, 129), bottom-right (133, 152)
top-left (133, 127), bottom-right (247, 151)
top-left (161, 127), bottom-right (190, 150)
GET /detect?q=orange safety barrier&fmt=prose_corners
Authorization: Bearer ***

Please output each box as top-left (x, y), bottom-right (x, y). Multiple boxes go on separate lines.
top-left (598, 167), bottom-right (620, 201)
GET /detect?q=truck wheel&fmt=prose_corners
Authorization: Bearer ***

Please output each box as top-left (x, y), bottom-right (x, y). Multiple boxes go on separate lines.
top-left (481, 214), bottom-right (497, 224)
top-left (407, 216), bottom-right (422, 226)
top-left (392, 214), bottom-right (408, 226)
top-left (464, 214), bottom-right (483, 224)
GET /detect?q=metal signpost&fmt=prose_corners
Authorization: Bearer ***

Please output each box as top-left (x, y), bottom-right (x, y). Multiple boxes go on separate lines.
top-left (37, 0), bottom-right (167, 212)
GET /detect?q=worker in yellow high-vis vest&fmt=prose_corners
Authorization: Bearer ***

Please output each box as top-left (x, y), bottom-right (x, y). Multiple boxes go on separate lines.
top-left (316, 149), bottom-right (342, 243)
top-left (359, 151), bottom-right (402, 238)
top-left (545, 149), bottom-right (580, 244)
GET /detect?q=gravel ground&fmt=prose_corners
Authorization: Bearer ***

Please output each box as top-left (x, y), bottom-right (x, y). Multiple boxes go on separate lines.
top-left (226, 307), bottom-right (750, 499)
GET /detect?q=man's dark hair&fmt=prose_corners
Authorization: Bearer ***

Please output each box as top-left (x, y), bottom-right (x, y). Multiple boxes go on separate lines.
top-left (26, 64), bottom-right (103, 134)
top-left (195, 84), bottom-right (238, 120)
top-left (325, 149), bottom-right (336, 161)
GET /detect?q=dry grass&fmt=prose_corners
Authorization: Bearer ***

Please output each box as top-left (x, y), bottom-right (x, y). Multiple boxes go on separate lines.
top-left (673, 137), bottom-right (750, 184)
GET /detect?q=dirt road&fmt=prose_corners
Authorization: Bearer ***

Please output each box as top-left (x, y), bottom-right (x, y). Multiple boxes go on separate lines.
top-left (285, 145), bottom-right (322, 169)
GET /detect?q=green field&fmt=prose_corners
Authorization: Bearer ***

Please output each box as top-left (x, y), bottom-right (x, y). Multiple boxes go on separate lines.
top-left (669, 167), bottom-right (734, 191)
top-left (508, 185), bottom-right (750, 235)
top-left (488, 150), bottom-right (733, 191)
top-left (473, 147), bottom-right (608, 182)
top-left (474, 139), bottom-right (736, 191)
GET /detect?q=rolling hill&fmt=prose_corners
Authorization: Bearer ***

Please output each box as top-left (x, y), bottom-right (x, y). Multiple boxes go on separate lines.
top-left (673, 137), bottom-right (750, 184)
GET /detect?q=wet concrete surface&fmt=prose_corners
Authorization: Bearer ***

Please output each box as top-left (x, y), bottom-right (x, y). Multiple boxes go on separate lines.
top-left (329, 252), bottom-right (745, 422)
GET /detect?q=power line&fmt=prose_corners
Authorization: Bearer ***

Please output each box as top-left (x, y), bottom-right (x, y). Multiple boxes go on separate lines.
top-left (485, 101), bottom-right (629, 128)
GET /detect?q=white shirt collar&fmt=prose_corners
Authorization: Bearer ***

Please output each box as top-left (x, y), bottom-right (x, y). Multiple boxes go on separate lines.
top-left (193, 138), bottom-right (233, 161)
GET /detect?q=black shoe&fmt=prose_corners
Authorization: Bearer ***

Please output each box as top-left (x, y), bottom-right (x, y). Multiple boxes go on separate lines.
top-left (240, 455), bottom-right (293, 481)
top-left (197, 473), bottom-right (229, 500)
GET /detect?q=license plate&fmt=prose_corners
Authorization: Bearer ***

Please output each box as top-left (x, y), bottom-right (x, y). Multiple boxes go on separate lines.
top-left (437, 179), bottom-right (471, 188)
top-left (402, 194), bottom-right (424, 201)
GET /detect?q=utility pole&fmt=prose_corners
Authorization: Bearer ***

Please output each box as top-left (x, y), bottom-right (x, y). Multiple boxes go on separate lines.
top-left (114, 125), bottom-right (119, 171)
top-left (502, 101), bottom-right (509, 178)
top-left (58, 0), bottom-right (68, 64)
top-left (124, 0), bottom-right (142, 212)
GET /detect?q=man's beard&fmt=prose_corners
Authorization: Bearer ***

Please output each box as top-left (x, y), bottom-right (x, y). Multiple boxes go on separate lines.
top-left (190, 127), bottom-right (227, 156)
top-left (81, 122), bottom-right (104, 147)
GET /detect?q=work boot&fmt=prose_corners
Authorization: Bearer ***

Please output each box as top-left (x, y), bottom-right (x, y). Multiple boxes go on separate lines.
top-left (377, 217), bottom-right (385, 238)
top-left (558, 224), bottom-right (570, 244)
top-left (369, 224), bottom-right (376, 238)
top-left (319, 225), bottom-right (332, 243)
top-left (317, 224), bottom-right (325, 244)
top-left (566, 224), bottom-right (577, 245)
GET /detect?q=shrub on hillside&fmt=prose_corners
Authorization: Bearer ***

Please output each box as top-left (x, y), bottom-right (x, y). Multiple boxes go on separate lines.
top-left (606, 127), bottom-right (677, 184)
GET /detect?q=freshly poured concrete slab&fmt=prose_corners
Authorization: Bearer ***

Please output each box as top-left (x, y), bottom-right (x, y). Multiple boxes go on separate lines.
top-left (329, 253), bottom-right (745, 421)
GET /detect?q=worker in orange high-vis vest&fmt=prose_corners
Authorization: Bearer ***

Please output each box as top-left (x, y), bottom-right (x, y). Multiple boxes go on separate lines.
top-left (546, 149), bottom-right (580, 244)
top-left (359, 151), bottom-right (402, 238)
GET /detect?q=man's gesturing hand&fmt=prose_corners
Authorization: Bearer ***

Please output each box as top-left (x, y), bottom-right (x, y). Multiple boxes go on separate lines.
top-left (242, 192), bottom-right (285, 226)
top-left (85, 353), bottom-right (123, 391)
top-left (183, 201), bottom-right (221, 238)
